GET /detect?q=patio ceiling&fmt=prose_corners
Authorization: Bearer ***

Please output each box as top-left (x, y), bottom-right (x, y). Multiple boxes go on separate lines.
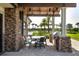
top-left (18, 3), bottom-right (76, 16)
top-left (24, 7), bottom-right (60, 16)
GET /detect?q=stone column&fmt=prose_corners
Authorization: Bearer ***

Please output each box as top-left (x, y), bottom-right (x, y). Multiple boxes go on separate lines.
top-left (5, 8), bottom-right (16, 51)
top-left (15, 7), bottom-right (22, 51)
top-left (61, 7), bottom-right (66, 37)
top-left (60, 8), bottom-right (72, 52)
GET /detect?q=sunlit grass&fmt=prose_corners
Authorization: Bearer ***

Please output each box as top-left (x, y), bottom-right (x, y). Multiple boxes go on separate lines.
top-left (67, 33), bottom-right (79, 41)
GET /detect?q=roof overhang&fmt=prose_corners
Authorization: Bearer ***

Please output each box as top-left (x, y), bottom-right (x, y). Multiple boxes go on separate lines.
top-left (23, 3), bottom-right (76, 7)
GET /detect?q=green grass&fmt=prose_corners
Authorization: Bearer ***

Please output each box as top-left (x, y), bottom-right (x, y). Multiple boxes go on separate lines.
top-left (67, 33), bottom-right (79, 41)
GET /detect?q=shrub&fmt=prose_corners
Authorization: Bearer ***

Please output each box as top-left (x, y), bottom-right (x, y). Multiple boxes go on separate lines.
top-left (32, 31), bottom-right (38, 36)
top-left (67, 28), bottom-right (78, 34)
top-left (32, 30), bottom-right (50, 38)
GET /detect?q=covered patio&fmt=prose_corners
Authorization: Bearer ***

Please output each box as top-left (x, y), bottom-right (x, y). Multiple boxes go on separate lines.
top-left (0, 3), bottom-right (77, 55)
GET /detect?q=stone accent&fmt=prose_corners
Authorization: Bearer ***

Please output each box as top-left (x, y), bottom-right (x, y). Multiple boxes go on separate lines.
top-left (4, 7), bottom-right (25, 51)
top-left (60, 37), bottom-right (72, 52)
top-left (5, 8), bottom-right (16, 51)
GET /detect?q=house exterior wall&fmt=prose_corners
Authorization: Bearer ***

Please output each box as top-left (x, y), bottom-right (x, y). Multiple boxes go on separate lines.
top-left (0, 6), bottom-right (22, 51)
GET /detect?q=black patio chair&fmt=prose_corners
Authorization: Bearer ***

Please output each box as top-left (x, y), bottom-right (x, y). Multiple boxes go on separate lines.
top-left (37, 37), bottom-right (46, 48)
top-left (34, 39), bottom-right (38, 48)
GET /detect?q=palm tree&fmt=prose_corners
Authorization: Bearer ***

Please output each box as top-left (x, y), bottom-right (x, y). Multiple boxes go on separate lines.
top-left (39, 18), bottom-right (47, 32)
top-left (40, 23), bottom-right (43, 30)
top-left (42, 18), bottom-right (47, 31)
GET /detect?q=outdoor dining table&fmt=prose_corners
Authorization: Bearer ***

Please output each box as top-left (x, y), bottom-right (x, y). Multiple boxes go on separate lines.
top-left (26, 36), bottom-right (46, 48)
top-left (32, 36), bottom-right (45, 40)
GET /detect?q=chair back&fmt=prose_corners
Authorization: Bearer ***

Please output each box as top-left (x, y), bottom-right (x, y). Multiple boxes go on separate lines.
top-left (39, 37), bottom-right (46, 42)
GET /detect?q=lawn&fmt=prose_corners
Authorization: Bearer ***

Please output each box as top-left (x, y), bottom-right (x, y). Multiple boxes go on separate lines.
top-left (67, 33), bottom-right (79, 41)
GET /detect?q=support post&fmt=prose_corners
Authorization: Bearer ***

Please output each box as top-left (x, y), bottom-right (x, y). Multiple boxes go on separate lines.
top-left (26, 16), bottom-right (28, 38)
top-left (52, 16), bottom-right (55, 39)
top-left (61, 7), bottom-right (66, 37)
top-left (24, 15), bottom-right (28, 38)
top-left (60, 8), bottom-right (72, 52)
top-left (49, 16), bottom-right (54, 43)
top-left (49, 16), bottom-right (55, 43)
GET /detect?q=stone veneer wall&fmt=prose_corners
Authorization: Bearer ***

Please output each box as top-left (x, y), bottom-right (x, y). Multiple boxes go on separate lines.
top-left (5, 8), bottom-right (16, 51)
top-left (60, 37), bottom-right (72, 52)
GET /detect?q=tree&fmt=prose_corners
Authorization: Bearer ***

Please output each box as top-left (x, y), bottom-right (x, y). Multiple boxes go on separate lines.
top-left (67, 23), bottom-right (73, 33)
top-left (76, 22), bottom-right (79, 32)
top-left (67, 24), bottom-right (73, 29)
top-left (42, 18), bottom-right (47, 30)
top-left (39, 18), bottom-right (47, 32)
top-left (76, 22), bottom-right (79, 28)
top-left (40, 23), bottom-right (43, 30)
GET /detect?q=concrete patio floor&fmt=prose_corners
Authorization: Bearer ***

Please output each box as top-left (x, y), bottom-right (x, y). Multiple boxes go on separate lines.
top-left (1, 39), bottom-right (79, 56)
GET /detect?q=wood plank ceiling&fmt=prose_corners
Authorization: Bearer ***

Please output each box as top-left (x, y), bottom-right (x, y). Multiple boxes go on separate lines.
top-left (24, 7), bottom-right (60, 16)
top-left (18, 3), bottom-right (76, 16)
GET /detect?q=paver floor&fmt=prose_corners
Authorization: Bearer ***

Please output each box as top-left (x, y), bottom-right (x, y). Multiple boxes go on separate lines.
top-left (1, 39), bottom-right (79, 56)
top-left (71, 39), bottom-right (79, 51)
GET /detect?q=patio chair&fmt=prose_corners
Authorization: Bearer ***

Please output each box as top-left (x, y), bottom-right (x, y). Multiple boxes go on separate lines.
top-left (26, 35), bottom-right (32, 48)
top-left (34, 39), bottom-right (38, 48)
top-left (54, 36), bottom-right (60, 51)
top-left (37, 37), bottom-right (46, 48)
